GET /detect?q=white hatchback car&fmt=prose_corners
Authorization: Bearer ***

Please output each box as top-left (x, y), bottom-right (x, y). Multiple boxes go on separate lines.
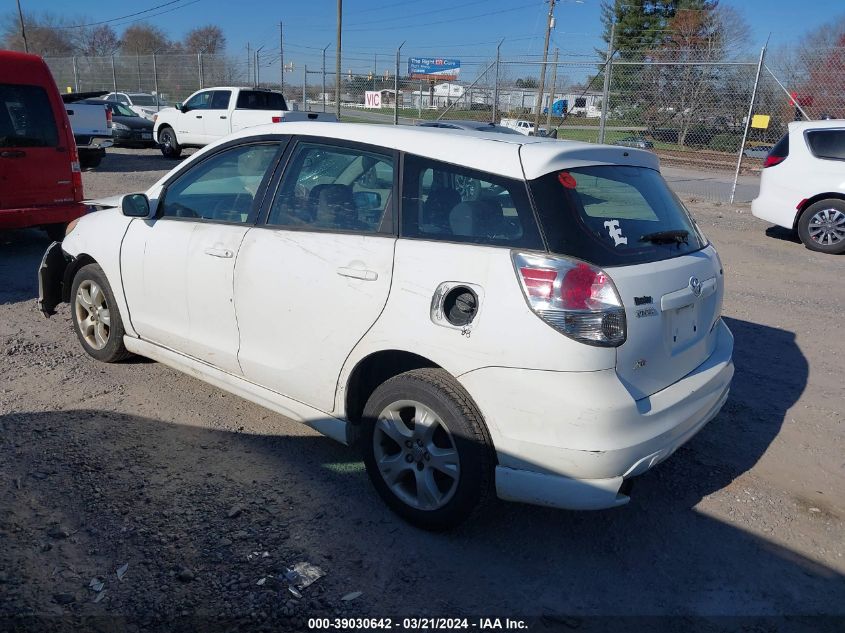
top-left (752, 119), bottom-right (845, 254)
top-left (39, 122), bottom-right (734, 529)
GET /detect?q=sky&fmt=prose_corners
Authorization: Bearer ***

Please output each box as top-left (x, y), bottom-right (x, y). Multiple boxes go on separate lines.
top-left (14, 0), bottom-right (845, 87)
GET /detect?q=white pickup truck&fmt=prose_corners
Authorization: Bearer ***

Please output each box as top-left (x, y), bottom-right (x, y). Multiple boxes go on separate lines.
top-left (152, 87), bottom-right (337, 158)
top-left (62, 93), bottom-right (114, 168)
top-left (500, 118), bottom-right (548, 137)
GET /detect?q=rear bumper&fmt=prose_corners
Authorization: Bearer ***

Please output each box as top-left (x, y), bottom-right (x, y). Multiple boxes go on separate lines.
top-left (0, 203), bottom-right (88, 230)
top-left (459, 319), bottom-right (734, 510)
top-left (76, 136), bottom-right (114, 149)
top-left (750, 178), bottom-right (800, 229)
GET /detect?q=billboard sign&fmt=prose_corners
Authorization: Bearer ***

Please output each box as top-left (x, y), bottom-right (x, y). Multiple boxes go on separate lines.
top-left (364, 91), bottom-right (382, 108)
top-left (408, 57), bottom-right (461, 81)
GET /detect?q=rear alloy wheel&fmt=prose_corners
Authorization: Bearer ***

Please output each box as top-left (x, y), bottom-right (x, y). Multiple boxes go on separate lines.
top-left (798, 199), bottom-right (845, 254)
top-left (159, 127), bottom-right (182, 159)
top-left (362, 369), bottom-right (494, 530)
top-left (70, 264), bottom-right (131, 363)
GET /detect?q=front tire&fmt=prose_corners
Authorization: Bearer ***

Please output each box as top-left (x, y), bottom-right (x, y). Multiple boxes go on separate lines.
top-left (70, 264), bottom-right (131, 363)
top-left (159, 127), bottom-right (182, 159)
top-left (362, 369), bottom-right (494, 530)
top-left (797, 199), bottom-right (845, 254)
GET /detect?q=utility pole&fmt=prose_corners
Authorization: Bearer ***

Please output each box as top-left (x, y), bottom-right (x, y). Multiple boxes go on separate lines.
top-left (255, 45), bottom-right (265, 86)
top-left (335, 0), bottom-right (342, 119)
top-left (533, 0), bottom-right (555, 133)
top-left (16, 0), bottom-right (28, 53)
top-left (303, 64), bottom-right (307, 111)
top-left (246, 43), bottom-right (251, 87)
top-left (493, 38), bottom-right (503, 124)
top-left (546, 47), bottom-right (558, 132)
top-left (394, 41), bottom-right (405, 125)
top-left (730, 43), bottom-right (767, 204)
top-left (373, 53), bottom-right (377, 92)
top-left (279, 22), bottom-right (285, 94)
top-left (322, 43), bottom-right (330, 112)
top-left (598, 22), bottom-right (614, 144)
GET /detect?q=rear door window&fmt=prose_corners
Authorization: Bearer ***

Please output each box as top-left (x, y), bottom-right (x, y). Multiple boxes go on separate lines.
top-left (401, 154), bottom-right (543, 249)
top-left (236, 90), bottom-right (287, 110)
top-left (0, 84), bottom-right (59, 148)
top-left (805, 129), bottom-right (845, 161)
top-left (267, 141), bottom-right (394, 233)
top-left (530, 166), bottom-right (705, 266)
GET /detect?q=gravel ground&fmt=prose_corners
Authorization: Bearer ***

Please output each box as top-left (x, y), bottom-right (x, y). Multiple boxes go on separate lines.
top-left (1, 148), bottom-right (844, 631)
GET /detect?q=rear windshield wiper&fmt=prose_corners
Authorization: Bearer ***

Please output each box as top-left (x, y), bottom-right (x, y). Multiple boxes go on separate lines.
top-left (639, 229), bottom-right (689, 245)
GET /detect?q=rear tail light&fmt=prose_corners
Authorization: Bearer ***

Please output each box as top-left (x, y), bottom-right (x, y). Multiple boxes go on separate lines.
top-left (763, 154), bottom-right (785, 168)
top-left (69, 144), bottom-right (83, 201)
top-left (513, 252), bottom-right (626, 347)
top-left (105, 106), bottom-right (113, 129)
top-left (271, 116), bottom-right (282, 123)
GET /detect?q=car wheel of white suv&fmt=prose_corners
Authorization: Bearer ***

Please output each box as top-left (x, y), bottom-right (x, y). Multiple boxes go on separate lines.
top-left (362, 368), bottom-right (494, 530)
top-left (798, 199), bottom-right (845, 255)
top-left (70, 264), bottom-right (132, 363)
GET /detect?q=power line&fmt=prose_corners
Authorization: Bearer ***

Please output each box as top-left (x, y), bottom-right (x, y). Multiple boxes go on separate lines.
top-left (51, 0), bottom-right (186, 29)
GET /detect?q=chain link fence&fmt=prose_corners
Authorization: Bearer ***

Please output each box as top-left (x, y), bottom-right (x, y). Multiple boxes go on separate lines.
top-left (44, 54), bottom-right (248, 105)
top-left (41, 46), bottom-right (841, 203)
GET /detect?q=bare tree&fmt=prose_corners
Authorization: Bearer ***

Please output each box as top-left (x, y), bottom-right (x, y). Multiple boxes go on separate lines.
top-left (120, 23), bottom-right (169, 54)
top-left (1, 11), bottom-right (77, 55)
top-left (79, 24), bottom-right (120, 56)
top-left (184, 25), bottom-right (226, 54)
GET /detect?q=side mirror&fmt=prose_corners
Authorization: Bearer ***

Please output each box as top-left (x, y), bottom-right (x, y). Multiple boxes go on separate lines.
top-left (178, 103), bottom-right (187, 112)
top-left (353, 191), bottom-right (381, 210)
top-left (121, 193), bottom-right (152, 218)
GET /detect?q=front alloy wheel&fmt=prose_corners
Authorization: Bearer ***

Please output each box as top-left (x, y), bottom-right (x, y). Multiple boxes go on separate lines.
top-left (74, 279), bottom-right (110, 350)
top-left (70, 263), bottom-right (131, 363)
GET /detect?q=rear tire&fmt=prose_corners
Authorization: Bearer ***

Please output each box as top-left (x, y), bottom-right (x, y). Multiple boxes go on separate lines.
top-left (78, 149), bottom-right (104, 169)
top-left (159, 127), bottom-right (182, 159)
top-left (362, 368), bottom-right (494, 530)
top-left (797, 199), bottom-right (845, 254)
top-left (70, 264), bottom-right (132, 363)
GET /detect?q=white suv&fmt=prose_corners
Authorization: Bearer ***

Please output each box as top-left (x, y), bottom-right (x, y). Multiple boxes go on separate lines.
top-left (38, 122), bottom-right (734, 529)
top-left (752, 119), bottom-right (845, 254)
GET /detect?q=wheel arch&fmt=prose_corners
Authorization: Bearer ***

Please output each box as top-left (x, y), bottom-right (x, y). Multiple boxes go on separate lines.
top-left (794, 193), bottom-right (845, 229)
top-left (61, 253), bottom-right (98, 303)
top-left (343, 349), bottom-right (442, 429)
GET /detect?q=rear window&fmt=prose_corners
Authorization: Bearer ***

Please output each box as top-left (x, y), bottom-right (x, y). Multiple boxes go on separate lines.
top-left (805, 129), bottom-right (845, 161)
top-left (236, 90), bottom-right (287, 110)
top-left (401, 154), bottom-right (543, 249)
top-left (0, 84), bottom-right (59, 148)
top-left (530, 166), bottom-right (705, 266)
top-left (129, 94), bottom-right (156, 106)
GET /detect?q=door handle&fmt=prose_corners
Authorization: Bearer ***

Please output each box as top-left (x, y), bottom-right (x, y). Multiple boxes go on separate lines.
top-left (204, 246), bottom-right (233, 258)
top-left (337, 267), bottom-right (378, 281)
top-left (220, 115), bottom-right (227, 119)
top-left (0, 150), bottom-right (26, 159)
top-left (195, 115), bottom-right (203, 118)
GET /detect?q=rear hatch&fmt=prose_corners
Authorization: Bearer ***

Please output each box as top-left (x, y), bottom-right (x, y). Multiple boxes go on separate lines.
top-left (1, 80), bottom-right (76, 210)
top-left (529, 164), bottom-right (723, 399)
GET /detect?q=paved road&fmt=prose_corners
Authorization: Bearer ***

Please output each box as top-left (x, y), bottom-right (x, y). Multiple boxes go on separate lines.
top-left (662, 165), bottom-right (760, 204)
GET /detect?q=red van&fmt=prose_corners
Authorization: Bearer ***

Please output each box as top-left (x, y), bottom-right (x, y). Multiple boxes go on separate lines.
top-left (0, 51), bottom-right (86, 241)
